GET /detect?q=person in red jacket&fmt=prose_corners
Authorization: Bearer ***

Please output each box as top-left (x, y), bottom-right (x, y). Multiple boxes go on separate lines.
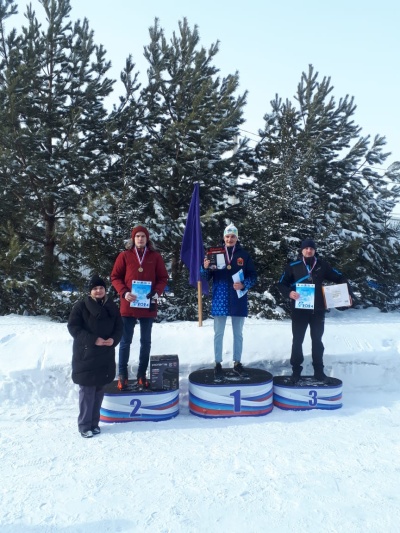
top-left (111, 225), bottom-right (168, 390)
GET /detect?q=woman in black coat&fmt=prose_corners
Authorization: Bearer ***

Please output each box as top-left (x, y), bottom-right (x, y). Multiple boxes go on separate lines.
top-left (68, 275), bottom-right (123, 438)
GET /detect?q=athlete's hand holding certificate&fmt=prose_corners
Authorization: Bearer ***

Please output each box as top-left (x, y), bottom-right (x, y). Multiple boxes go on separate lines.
top-left (232, 269), bottom-right (248, 298)
top-left (295, 283), bottom-right (315, 309)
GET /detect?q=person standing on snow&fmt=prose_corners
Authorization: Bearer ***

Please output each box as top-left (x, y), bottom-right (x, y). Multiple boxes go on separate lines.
top-left (277, 238), bottom-right (353, 383)
top-left (201, 223), bottom-right (257, 377)
top-left (111, 225), bottom-right (168, 390)
top-left (68, 275), bottom-right (123, 438)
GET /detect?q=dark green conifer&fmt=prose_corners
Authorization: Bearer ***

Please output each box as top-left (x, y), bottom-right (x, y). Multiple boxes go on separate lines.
top-left (114, 18), bottom-right (254, 319)
top-left (0, 0), bottom-right (116, 314)
top-left (246, 65), bottom-right (400, 314)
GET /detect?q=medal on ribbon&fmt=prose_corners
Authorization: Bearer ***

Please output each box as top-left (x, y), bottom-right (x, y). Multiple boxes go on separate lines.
top-left (303, 257), bottom-right (317, 281)
top-left (135, 247), bottom-right (147, 273)
top-left (225, 245), bottom-right (235, 271)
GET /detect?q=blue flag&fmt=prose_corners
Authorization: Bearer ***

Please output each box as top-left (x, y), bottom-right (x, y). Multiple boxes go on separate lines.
top-left (180, 183), bottom-right (208, 294)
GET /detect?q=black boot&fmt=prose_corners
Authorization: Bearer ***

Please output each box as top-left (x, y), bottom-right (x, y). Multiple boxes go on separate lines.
top-left (214, 362), bottom-right (223, 378)
top-left (233, 361), bottom-right (244, 375)
top-left (313, 364), bottom-right (327, 382)
top-left (290, 365), bottom-right (303, 384)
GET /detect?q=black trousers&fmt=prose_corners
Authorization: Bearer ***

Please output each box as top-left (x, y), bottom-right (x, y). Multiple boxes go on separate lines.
top-left (290, 309), bottom-right (325, 370)
top-left (78, 385), bottom-right (105, 432)
top-left (118, 317), bottom-right (153, 379)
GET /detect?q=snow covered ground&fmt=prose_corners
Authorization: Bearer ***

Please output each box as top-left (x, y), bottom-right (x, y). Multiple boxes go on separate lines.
top-left (1, 307), bottom-right (400, 533)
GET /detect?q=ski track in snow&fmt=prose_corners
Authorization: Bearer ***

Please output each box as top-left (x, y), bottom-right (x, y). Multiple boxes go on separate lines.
top-left (1, 310), bottom-right (400, 532)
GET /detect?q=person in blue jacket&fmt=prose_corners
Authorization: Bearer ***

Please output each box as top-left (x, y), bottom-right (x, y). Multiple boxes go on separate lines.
top-left (278, 238), bottom-right (353, 383)
top-left (201, 223), bottom-right (257, 377)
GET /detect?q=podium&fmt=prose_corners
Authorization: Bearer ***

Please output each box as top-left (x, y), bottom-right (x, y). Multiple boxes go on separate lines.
top-left (100, 380), bottom-right (179, 423)
top-left (273, 376), bottom-right (343, 410)
top-left (189, 367), bottom-right (273, 418)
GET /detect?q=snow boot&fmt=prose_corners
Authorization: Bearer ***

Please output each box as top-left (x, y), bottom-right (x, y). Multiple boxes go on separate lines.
top-left (290, 365), bottom-right (303, 384)
top-left (137, 375), bottom-right (150, 391)
top-left (313, 364), bottom-right (327, 382)
top-left (117, 375), bottom-right (128, 390)
top-left (214, 362), bottom-right (223, 378)
top-left (233, 361), bottom-right (244, 375)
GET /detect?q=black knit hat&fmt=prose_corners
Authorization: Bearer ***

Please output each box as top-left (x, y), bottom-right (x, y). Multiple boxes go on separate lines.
top-left (301, 239), bottom-right (316, 251)
top-left (88, 275), bottom-right (106, 292)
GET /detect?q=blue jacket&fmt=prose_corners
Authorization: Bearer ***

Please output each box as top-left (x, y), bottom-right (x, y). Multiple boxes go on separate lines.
top-left (200, 242), bottom-right (257, 317)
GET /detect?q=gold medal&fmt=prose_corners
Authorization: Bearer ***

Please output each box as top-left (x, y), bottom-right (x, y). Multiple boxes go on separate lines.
top-left (225, 244), bottom-right (235, 272)
top-left (135, 247), bottom-right (147, 274)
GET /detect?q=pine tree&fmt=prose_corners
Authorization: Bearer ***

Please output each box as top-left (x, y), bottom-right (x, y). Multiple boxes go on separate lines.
top-left (113, 18), bottom-right (255, 319)
top-left (246, 65), bottom-right (400, 314)
top-left (0, 0), bottom-right (116, 313)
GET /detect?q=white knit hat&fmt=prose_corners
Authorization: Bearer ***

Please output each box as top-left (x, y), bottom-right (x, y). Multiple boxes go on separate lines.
top-left (224, 224), bottom-right (238, 237)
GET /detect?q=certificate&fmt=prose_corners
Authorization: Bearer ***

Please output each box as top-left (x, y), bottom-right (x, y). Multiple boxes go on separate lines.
top-left (232, 269), bottom-right (247, 298)
top-left (295, 283), bottom-right (315, 310)
top-left (323, 283), bottom-right (351, 309)
top-left (130, 280), bottom-right (152, 308)
top-left (207, 247), bottom-right (226, 270)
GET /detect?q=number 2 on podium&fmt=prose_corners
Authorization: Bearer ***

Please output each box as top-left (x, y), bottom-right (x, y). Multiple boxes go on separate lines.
top-left (130, 398), bottom-right (142, 416)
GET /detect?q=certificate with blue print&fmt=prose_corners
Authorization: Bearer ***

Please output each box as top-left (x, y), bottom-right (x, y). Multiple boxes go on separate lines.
top-left (295, 283), bottom-right (315, 310)
top-left (130, 280), bottom-right (152, 308)
top-left (232, 269), bottom-right (248, 298)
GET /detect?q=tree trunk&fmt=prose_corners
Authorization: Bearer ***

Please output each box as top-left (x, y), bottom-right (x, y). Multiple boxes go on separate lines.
top-left (42, 207), bottom-right (57, 287)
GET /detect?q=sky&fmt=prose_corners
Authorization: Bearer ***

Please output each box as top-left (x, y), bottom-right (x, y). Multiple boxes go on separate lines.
top-left (1, 307), bottom-right (400, 531)
top-left (10, 1), bottom-right (400, 167)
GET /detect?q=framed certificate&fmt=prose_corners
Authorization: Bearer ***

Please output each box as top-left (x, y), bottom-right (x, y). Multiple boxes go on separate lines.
top-left (323, 283), bottom-right (351, 309)
top-left (295, 283), bottom-right (315, 309)
top-left (207, 246), bottom-right (226, 270)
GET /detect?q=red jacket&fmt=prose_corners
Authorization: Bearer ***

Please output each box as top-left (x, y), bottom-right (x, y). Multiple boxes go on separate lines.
top-left (111, 248), bottom-right (168, 318)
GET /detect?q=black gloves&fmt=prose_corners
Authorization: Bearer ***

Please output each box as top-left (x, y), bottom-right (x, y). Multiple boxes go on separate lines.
top-left (146, 290), bottom-right (156, 299)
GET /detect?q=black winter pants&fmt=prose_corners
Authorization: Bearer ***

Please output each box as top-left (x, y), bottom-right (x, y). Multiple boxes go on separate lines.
top-left (78, 385), bottom-right (105, 432)
top-left (290, 309), bottom-right (325, 371)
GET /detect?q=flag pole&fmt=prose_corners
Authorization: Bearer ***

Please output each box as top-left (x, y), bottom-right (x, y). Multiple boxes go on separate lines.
top-left (180, 182), bottom-right (209, 327)
top-left (197, 281), bottom-right (203, 327)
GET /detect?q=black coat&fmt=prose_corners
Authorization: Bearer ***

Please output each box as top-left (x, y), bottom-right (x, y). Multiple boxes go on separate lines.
top-left (68, 296), bottom-right (123, 386)
top-left (277, 255), bottom-right (352, 311)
